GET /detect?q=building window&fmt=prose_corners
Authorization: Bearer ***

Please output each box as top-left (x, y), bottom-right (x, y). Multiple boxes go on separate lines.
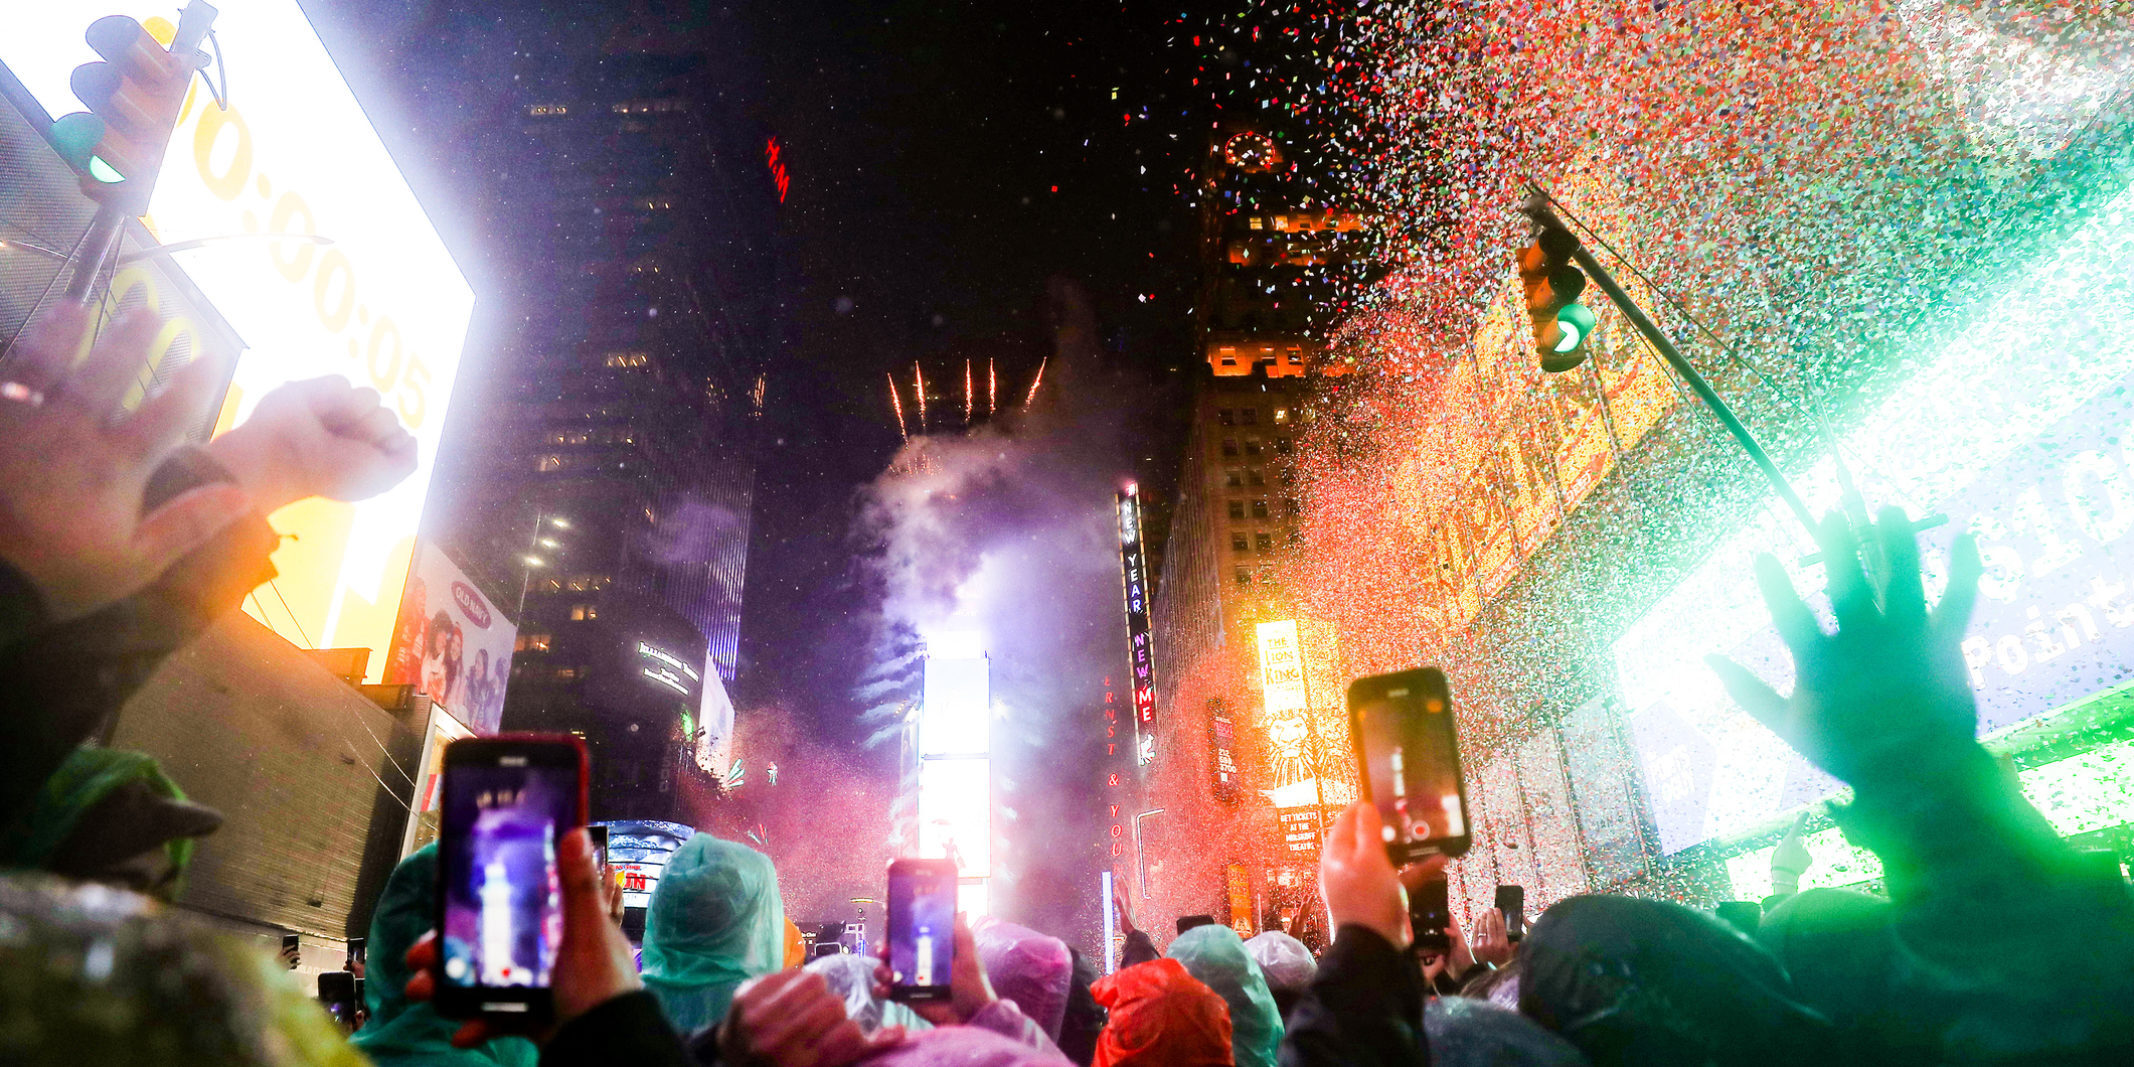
top-left (1244, 438), bottom-right (1262, 457)
top-left (1227, 500), bottom-right (1246, 521)
top-left (1217, 408), bottom-right (1235, 426)
top-left (1221, 438), bottom-right (1239, 458)
top-left (1247, 469), bottom-right (1266, 487)
top-left (536, 454), bottom-right (563, 472)
top-left (525, 104), bottom-right (569, 117)
top-left (569, 603), bottom-right (599, 621)
top-left (1224, 469), bottom-right (1244, 489)
top-left (1241, 407), bottom-right (1259, 426)
top-left (1251, 499), bottom-right (1269, 519)
top-left (1262, 568), bottom-right (1280, 584)
top-left (1235, 567), bottom-right (1252, 586)
top-left (554, 667), bottom-right (578, 681)
top-left (1275, 436), bottom-right (1293, 454)
top-left (1255, 532), bottom-right (1274, 552)
top-left (516, 632), bottom-right (552, 653)
top-left (1273, 407), bottom-right (1290, 423)
top-left (605, 351), bottom-right (649, 368)
top-left (1232, 533), bottom-right (1250, 554)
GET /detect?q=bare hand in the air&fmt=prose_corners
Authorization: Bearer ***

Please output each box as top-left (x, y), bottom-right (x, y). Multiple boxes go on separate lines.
top-left (1320, 802), bottom-right (1409, 950)
top-left (1469, 908), bottom-right (1514, 969)
top-left (207, 376), bottom-right (418, 512)
top-left (0, 304), bottom-right (248, 621)
top-left (1708, 508), bottom-right (1984, 789)
top-left (723, 968), bottom-right (905, 1067)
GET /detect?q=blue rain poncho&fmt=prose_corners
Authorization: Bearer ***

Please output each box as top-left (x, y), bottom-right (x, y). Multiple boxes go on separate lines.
top-left (1166, 924), bottom-right (1280, 1067)
top-left (353, 845), bottom-right (539, 1067)
top-left (641, 834), bottom-right (787, 1035)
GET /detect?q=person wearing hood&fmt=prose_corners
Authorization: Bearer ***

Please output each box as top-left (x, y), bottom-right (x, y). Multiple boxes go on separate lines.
top-left (1056, 948), bottom-right (1106, 1066)
top-left (806, 951), bottom-right (934, 1036)
top-left (1243, 930), bottom-right (1315, 1023)
top-left (353, 845), bottom-right (539, 1067)
top-left (1090, 958), bottom-right (1234, 1067)
top-left (1168, 924), bottom-right (1281, 1067)
top-left (974, 917), bottom-right (1074, 1043)
top-left (1423, 997), bottom-right (1586, 1067)
top-left (642, 834), bottom-right (789, 1035)
top-left (0, 746), bottom-right (222, 901)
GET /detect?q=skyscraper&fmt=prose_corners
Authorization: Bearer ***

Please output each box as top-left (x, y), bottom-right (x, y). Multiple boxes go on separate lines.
top-left (431, 45), bottom-right (781, 821)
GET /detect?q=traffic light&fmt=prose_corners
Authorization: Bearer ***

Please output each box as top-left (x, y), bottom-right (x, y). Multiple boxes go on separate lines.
top-left (1515, 196), bottom-right (1597, 373)
top-left (51, 7), bottom-right (214, 212)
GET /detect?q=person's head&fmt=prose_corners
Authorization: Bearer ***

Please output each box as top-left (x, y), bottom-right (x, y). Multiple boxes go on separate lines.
top-left (0, 747), bottom-right (221, 902)
top-left (427, 610), bottom-right (452, 655)
top-left (447, 627), bottom-right (465, 660)
top-left (640, 833), bottom-right (785, 1034)
top-left (1242, 930), bottom-right (1314, 1021)
top-left (1519, 894), bottom-right (1836, 1066)
top-left (1090, 958), bottom-right (1234, 1067)
top-left (974, 916), bottom-right (1075, 1042)
top-left (1166, 924), bottom-right (1280, 1067)
top-left (353, 845), bottom-right (538, 1066)
top-left (1425, 996), bottom-right (1588, 1067)
top-left (1059, 947), bottom-right (1107, 1066)
top-left (472, 648), bottom-right (490, 681)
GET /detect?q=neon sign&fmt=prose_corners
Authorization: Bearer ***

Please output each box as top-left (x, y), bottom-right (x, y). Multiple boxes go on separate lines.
top-left (764, 136), bottom-right (789, 203)
top-left (1116, 489), bottom-right (1159, 744)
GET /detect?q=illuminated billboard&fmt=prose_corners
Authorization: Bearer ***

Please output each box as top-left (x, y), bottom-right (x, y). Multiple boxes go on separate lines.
top-left (5, 3), bottom-right (475, 680)
top-left (917, 639), bottom-right (990, 914)
top-left (1613, 170), bottom-right (2134, 855)
top-left (1116, 489), bottom-right (1159, 738)
top-left (384, 544), bottom-right (516, 735)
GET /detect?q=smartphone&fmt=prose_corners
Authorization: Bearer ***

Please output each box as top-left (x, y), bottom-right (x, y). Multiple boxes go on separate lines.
top-left (434, 734), bottom-right (589, 1021)
top-left (317, 970), bottom-right (359, 1031)
top-left (1495, 885), bottom-right (1526, 942)
top-left (587, 824), bottom-right (609, 876)
top-left (887, 858), bottom-right (958, 1002)
top-left (1409, 879), bottom-right (1451, 955)
top-left (1348, 667), bottom-right (1470, 863)
top-left (345, 936), bottom-right (367, 972)
top-left (1176, 914), bottom-right (1218, 936)
top-left (282, 932), bottom-right (301, 970)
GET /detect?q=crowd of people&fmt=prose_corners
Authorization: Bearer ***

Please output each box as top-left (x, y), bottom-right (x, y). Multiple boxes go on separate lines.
top-left (3, 297), bottom-right (2134, 1066)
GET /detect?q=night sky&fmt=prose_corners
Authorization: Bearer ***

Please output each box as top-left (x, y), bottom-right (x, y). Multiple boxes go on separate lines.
top-left (315, 0), bottom-right (1220, 906)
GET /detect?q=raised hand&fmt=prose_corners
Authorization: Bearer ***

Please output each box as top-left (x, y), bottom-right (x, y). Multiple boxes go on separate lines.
top-left (870, 912), bottom-right (995, 1026)
top-left (1469, 908), bottom-right (1514, 969)
top-left (0, 303), bottom-right (248, 622)
top-left (1320, 802), bottom-right (1409, 949)
top-left (1708, 508), bottom-right (1983, 790)
top-left (206, 376), bottom-right (417, 513)
top-left (723, 969), bottom-right (905, 1067)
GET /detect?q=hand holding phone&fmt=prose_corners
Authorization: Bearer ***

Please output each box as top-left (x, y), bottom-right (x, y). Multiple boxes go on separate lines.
top-left (1348, 668), bottom-right (1470, 865)
top-left (1409, 879), bottom-right (1452, 955)
top-left (1494, 885), bottom-right (1526, 943)
top-left (886, 858), bottom-right (958, 1003)
top-left (434, 735), bottom-right (588, 1022)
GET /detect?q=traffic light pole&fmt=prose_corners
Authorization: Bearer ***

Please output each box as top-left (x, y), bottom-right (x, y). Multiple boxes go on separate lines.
top-left (61, 204), bottom-right (127, 303)
top-left (1564, 242), bottom-right (1819, 536)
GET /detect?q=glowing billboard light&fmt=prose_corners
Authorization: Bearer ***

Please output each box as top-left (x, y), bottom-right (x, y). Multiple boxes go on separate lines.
top-left (917, 640), bottom-right (991, 913)
top-left (5, 3), bottom-right (475, 680)
top-left (1116, 490), bottom-right (1159, 746)
top-left (1613, 170), bottom-right (2134, 854)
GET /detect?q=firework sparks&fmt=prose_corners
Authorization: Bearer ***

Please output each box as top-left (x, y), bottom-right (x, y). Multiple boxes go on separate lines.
top-left (887, 372), bottom-right (909, 442)
top-left (914, 362), bottom-right (928, 435)
top-left (1025, 356), bottom-right (1047, 408)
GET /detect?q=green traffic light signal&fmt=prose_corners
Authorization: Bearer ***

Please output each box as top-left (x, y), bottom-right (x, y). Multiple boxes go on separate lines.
top-left (1555, 303), bottom-right (1597, 353)
top-left (49, 112), bottom-right (122, 182)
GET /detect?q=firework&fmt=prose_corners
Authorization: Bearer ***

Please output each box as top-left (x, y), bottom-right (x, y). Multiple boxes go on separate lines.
top-left (1025, 356), bottom-right (1047, 408)
top-left (888, 372), bottom-right (909, 442)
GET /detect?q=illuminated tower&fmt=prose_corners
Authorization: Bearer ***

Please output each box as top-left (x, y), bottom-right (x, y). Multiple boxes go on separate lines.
top-left (478, 856), bottom-right (518, 985)
top-left (917, 633), bottom-right (992, 916)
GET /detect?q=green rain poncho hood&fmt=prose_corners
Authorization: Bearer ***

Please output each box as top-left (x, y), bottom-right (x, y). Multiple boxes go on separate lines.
top-left (641, 834), bottom-right (786, 1035)
top-left (352, 845), bottom-right (538, 1067)
top-left (0, 747), bottom-right (219, 899)
top-left (1167, 924), bottom-right (1281, 1067)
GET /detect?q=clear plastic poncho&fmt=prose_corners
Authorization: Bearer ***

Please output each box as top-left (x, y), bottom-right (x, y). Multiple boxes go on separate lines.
top-left (640, 834), bottom-right (787, 1035)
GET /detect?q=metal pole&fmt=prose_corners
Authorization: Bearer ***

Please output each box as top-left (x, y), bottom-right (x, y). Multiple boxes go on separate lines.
top-left (1565, 243), bottom-right (1819, 537)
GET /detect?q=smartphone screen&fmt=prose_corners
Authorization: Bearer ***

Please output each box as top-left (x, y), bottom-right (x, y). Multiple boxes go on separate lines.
top-left (436, 736), bottom-right (586, 1018)
top-left (1349, 667), bottom-right (1469, 863)
top-left (1495, 885), bottom-right (1526, 942)
top-left (317, 970), bottom-right (358, 1031)
top-left (888, 858), bottom-right (957, 1001)
top-left (587, 824), bottom-right (609, 875)
top-left (1410, 879), bottom-right (1451, 954)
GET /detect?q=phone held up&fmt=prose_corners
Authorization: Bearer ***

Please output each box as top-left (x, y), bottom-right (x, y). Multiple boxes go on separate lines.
top-left (1495, 884), bottom-right (1526, 942)
top-left (887, 857), bottom-right (958, 1003)
top-left (433, 734), bottom-right (589, 1022)
top-left (1409, 879), bottom-right (1452, 955)
top-left (1347, 667), bottom-right (1471, 865)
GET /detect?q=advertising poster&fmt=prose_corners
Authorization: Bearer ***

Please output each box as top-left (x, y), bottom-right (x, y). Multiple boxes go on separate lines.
top-left (386, 544), bottom-right (516, 735)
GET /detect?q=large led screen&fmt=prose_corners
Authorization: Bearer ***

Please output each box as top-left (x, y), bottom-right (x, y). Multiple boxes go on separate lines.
top-left (5, 3), bottom-right (474, 679)
top-left (1613, 172), bottom-right (2134, 854)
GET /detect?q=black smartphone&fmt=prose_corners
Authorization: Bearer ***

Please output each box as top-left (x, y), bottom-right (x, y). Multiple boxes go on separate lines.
top-left (1495, 885), bottom-right (1525, 942)
top-left (345, 936), bottom-right (367, 972)
top-left (1348, 667), bottom-right (1470, 863)
top-left (1410, 879), bottom-right (1451, 955)
top-left (434, 734), bottom-right (589, 1021)
top-left (587, 824), bottom-right (609, 876)
top-left (318, 970), bottom-right (359, 1031)
top-left (887, 857), bottom-right (958, 1002)
top-left (1176, 914), bottom-right (1218, 936)
top-left (282, 932), bottom-right (301, 969)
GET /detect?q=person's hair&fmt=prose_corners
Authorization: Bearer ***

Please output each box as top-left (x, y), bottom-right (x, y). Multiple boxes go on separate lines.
top-left (426, 611), bottom-right (451, 655)
top-left (1460, 957), bottom-right (1518, 1002)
